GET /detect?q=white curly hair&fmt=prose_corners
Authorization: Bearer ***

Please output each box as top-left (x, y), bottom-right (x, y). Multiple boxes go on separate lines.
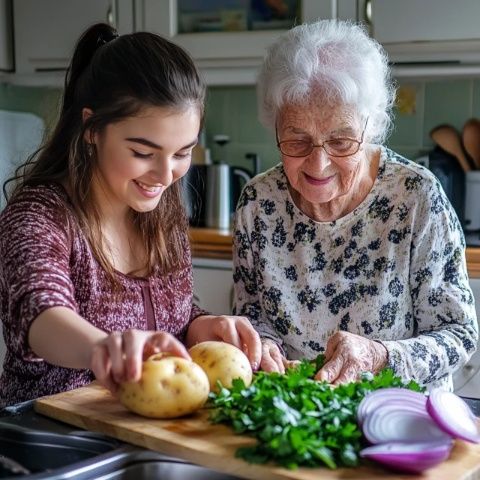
top-left (257, 20), bottom-right (396, 143)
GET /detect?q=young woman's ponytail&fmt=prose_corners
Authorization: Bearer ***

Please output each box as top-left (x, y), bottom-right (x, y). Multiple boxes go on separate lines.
top-left (63, 23), bottom-right (118, 112)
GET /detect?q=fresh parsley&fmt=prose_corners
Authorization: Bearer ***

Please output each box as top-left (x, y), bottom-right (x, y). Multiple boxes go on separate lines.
top-left (208, 357), bottom-right (422, 470)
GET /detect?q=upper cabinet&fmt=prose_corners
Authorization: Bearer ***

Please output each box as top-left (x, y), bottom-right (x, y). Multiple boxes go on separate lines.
top-left (6, 0), bottom-right (480, 84)
top-left (0, 0), bottom-right (14, 71)
top-left (369, 0), bottom-right (480, 77)
top-left (136, 0), bottom-right (353, 85)
top-left (13, 0), bottom-right (134, 75)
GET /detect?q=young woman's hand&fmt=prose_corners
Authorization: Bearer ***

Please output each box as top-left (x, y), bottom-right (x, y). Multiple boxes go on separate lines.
top-left (89, 329), bottom-right (190, 394)
top-left (186, 315), bottom-right (261, 371)
top-left (315, 331), bottom-right (388, 385)
top-left (260, 338), bottom-right (300, 373)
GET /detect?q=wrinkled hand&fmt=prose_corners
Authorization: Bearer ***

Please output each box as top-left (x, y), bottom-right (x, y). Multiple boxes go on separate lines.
top-left (315, 331), bottom-right (388, 385)
top-left (90, 329), bottom-right (189, 394)
top-left (260, 338), bottom-right (300, 373)
top-left (186, 315), bottom-right (261, 371)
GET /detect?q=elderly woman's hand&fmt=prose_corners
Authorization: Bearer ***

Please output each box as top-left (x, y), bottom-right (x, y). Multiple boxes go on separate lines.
top-left (186, 314), bottom-right (262, 371)
top-left (315, 331), bottom-right (388, 385)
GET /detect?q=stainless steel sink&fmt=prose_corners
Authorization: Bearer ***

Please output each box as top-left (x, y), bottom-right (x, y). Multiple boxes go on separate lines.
top-left (0, 424), bottom-right (118, 473)
top-left (91, 460), bottom-right (242, 480)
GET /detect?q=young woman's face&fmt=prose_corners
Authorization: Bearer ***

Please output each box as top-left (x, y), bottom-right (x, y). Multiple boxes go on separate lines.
top-left (89, 105), bottom-right (200, 215)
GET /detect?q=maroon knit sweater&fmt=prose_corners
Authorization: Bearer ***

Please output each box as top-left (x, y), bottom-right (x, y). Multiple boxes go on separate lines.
top-left (0, 184), bottom-right (205, 407)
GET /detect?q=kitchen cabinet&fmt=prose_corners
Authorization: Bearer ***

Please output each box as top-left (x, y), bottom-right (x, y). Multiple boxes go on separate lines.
top-left (192, 257), bottom-right (233, 315)
top-left (372, 0), bottom-right (480, 45)
top-left (0, 0), bottom-right (13, 71)
top-left (370, 0), bottom-right (480, 77)
top-left (13, 0), bottom-right (134, 74)
top-left (137, 0), bottom-right (357, 85)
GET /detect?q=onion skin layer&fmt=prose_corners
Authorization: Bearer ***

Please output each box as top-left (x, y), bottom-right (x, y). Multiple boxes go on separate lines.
top-left (360, 441), bottom-right (453, 474)
top-left (426, 389), bottom-right (480, 444)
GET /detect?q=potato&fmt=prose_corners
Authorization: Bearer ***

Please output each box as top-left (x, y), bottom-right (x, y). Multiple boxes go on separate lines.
top-left (189, 341), bottom-right (252, 392)
top-left (118, 353), bottom-right (210, 418)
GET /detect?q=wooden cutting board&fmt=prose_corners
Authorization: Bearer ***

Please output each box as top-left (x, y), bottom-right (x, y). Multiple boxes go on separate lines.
top-left (34, 383), bottom-right (480, 480)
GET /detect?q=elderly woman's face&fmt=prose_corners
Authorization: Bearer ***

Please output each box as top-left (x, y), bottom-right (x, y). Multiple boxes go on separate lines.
top-left (277, 103), bottom-right (366, 208)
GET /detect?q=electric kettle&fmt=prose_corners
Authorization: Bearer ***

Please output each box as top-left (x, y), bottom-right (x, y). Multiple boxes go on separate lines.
top-left (182, 153), bottom-right (260, 229)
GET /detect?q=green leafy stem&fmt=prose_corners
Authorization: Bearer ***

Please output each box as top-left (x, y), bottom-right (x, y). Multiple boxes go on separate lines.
top-left (208, 355), bottom-right (423, 470)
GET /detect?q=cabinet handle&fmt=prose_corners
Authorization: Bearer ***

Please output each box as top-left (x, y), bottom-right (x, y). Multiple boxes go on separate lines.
top-left (364, 0), bottom-right (372, 28)
top-left (106, 3), bottom-right (114, 27)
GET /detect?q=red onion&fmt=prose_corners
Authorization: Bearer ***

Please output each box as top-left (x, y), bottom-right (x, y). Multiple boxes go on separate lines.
top-left (357, 387), bottom-right (427, 426)
top-left (426, 388), bottom-right (480, 443)
top-left (360, 440), bottom-right (453, 474)
top-left (358, 387), bottom-right (480, 473)
top-left (362, 402), bottom-right (451, 445)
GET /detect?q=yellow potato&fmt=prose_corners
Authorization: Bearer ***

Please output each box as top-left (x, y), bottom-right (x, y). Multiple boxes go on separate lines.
top-left (118, 353), bottom-right (210, 418)
top-left (189, 341), bottom-right (253, 392)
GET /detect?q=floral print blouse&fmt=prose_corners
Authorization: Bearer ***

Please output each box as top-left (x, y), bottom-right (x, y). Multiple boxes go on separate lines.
top-left (232, 147), bottom-right (478, 391)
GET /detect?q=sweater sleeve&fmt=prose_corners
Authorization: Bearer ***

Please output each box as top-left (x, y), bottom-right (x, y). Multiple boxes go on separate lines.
top-left (380, 179), bottom-right (478, 387)
top-left (0, 188), bottom-right (78, 360)
top-left (232, 199), bottom-right (285, 350)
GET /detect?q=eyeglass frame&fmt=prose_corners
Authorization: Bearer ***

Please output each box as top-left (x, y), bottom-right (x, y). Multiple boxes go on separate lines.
top-left (275, 117), bottom-right (369, 158)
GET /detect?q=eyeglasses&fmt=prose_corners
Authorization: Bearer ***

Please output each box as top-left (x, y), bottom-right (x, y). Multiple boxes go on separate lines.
top-left (276, 118), bottom-right (369, 158)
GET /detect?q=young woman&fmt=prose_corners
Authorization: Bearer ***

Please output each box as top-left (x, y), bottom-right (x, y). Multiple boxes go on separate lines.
top-left (0, 23), bottom-right (261, 407)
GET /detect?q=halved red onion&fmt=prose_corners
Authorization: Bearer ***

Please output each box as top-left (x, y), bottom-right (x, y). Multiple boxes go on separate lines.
top-left (357, 388), bottom-right (427, 426)
top-left (426, 389), bottom-right (480, 443)
top-left (360, 440), bottom-right (453, 474)
top-left (362, 402), bottom-right (451, 444)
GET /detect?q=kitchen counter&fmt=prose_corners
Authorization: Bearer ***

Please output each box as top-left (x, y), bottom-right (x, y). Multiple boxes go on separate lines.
top-left (190, 228), bottom-right (480, 278)
top-left (2, 395), bottom-right (480, 479)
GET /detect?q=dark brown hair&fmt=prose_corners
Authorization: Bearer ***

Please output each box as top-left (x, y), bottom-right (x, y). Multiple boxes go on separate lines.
top-left (4, 23), bottom-right (205, 282)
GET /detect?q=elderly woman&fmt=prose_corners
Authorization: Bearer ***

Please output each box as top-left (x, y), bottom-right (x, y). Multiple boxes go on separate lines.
top-left (232, 20), bottom-right (478, 391)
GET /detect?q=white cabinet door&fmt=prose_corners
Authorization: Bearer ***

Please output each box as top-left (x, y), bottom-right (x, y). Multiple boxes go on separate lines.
top-left (13, 0), bottom-right (133, 74)
top-left (370, 0), bottom-right (480, 68)
top-left (453, 278), bottom-right (480, 398)
top-left (0, 0), bottom-right (13, 71)
top-left (371, 0), bottom-right (480, 44)
top-left (192, 258), bottom-right (233, 315)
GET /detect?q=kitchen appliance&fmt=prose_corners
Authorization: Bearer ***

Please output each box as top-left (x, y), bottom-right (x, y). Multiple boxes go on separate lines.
top-left (427, 146), bottom-right (465, 226)
top-left (182, 152), bottom-right (260, 229)
top-left (33, 384), bottom-right (480, 480)
top-left (465, 171), bottom-right (480, 231)
top-left (206, 163), bottom-right (231, 230)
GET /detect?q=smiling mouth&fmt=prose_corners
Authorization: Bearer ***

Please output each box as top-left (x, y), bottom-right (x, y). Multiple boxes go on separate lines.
top-left (304, 172), bottom-right (335, 185)
top-left (133, 179), bottom-right (164, 193)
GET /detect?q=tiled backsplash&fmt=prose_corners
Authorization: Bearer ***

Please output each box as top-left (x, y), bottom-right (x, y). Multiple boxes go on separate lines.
top-left (204, 79), bottom-right (480, 172)
top-left (2, 79), bottom-right (480, 172)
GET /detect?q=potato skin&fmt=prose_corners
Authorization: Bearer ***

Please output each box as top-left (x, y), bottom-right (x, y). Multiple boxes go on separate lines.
top-left (118, 354), bottom-right (210, 418)
top-left (189, 341), bottom-right (253, 392)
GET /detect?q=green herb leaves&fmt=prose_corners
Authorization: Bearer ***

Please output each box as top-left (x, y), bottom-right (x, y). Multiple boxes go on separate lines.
top-left (208, 357), bottom-right (423, 470)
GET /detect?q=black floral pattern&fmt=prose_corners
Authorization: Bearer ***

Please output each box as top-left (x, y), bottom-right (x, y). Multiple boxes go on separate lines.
top-left (233, 147), bottom-right (477, 390)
